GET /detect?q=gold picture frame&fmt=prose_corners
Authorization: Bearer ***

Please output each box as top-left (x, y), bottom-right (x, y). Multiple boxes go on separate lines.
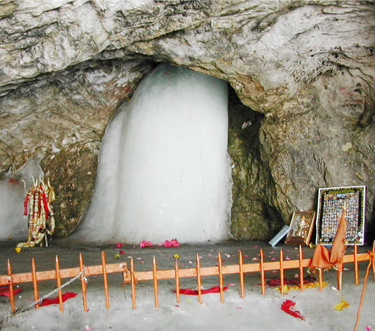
top-left (285, 211), bottom-right (316, 246)
top-left (315, 186), bottom-right (366, 245)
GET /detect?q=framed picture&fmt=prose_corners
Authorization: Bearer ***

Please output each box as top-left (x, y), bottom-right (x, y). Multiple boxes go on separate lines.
top-left (315, 186), bottom-right (366, 246)
top-left (285, 211), bottom-right (316, 246)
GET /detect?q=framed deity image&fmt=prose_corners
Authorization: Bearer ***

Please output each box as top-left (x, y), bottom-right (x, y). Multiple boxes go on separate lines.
top-left (315, 186), bottom-right (366, 246)
top-left (285, 211), bottom-right (316, 246)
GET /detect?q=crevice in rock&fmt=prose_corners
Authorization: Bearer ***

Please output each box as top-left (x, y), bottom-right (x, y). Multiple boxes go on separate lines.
top-left (228, 86), bottom-right (283, 240)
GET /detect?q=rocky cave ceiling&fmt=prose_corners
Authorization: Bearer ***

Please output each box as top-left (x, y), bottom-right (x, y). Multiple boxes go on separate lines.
top-left (0, 0), bottom-right (374, 241)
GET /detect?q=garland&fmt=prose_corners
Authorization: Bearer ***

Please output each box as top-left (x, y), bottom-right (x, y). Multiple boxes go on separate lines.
top-left (17, 179), bottom-right (56, 248)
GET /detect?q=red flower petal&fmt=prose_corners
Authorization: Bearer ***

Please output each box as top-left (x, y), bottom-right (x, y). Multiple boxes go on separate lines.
top-left (40, 292), bottom-right (77, 307)
top-left (177, 285), bottom-right (229, 295)
top-left (281, 300), bottom-right (305, 320)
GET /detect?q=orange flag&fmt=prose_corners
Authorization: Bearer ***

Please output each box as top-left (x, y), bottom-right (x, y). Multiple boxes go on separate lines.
top-left (310, 204), bottom-right (347, 271)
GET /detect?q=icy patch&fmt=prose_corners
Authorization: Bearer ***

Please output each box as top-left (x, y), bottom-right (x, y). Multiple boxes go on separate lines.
top-left (77, 64), bottom-right (232, 243)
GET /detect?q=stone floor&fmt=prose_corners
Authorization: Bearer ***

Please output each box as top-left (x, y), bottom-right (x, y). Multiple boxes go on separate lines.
top-left (1, 238), bottom-right (374, 331)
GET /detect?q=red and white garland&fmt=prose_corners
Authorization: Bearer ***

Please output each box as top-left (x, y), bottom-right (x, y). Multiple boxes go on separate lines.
top-left (17, 179), bottom-right (56, 248)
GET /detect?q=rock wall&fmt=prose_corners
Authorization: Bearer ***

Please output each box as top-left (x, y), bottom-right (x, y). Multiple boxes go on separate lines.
top-left (0, 59), bottom-right (154, 235)
top-left (0, 0), bottom-right (374, 240)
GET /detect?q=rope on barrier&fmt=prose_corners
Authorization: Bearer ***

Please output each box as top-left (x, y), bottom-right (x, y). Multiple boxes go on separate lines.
top-left (0, 267), bottom-right (86, 327)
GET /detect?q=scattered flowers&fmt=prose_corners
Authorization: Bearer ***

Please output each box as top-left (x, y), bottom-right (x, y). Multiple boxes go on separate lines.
top-left (277, 282), bottom-right (327, 293)
top-left (173, 254), bottom-right (180, 258)
top-left (139, 239), bottom-right (179, 247)
top-left (178, 285), bottom-right (229, 295)
top-left (15, 247), bottom-right (21, 253)
top-left (158, 239), bottom-right (180, 247)
top-left (140, 241), bottom-right (153, 248)
top-left (265, 275), bottom-right (316, 288)
top-left (116, 243), bottom-right (123, 248)
top-left (0, 285), bottom-right (22, 297)
top-left (281, 300), bottom-right (305, 320)
top-left (40, 292), bottom-right (77, 307)
top-left (334, 296), bottom-right (349, 310)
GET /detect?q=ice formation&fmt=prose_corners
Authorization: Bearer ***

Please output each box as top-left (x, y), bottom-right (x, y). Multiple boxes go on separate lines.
top-left (77, 64), bottom-right (232, 243)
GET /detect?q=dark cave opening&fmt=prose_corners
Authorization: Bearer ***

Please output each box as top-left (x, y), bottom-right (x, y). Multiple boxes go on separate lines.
top-left (227, 86), bottom-right (284, 240)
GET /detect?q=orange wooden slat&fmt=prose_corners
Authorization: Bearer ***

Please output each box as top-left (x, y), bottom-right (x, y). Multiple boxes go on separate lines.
top-left (7, 259), bottom-right (15, 312)
top-left (196, 254), bottom-right (202, 304)
top-left (152, 256), bottom-right (159, 308)
top-left (174, 258), bottom-right (180, 303)
top-left (101, 251), bottom-right (110, 309)
top-left (79, 253), bottom-right (88, 312)
top-left (31, 258), bottom-right (40, 308)
top-left (260, 249), bottom-right (265, 296)
top-left (218, 253), bottom-right (224, 303)
top-left (342, 253), bottom-right (370, 263)
top-left (298, 245), bottom-right (304, 292)
top-left (318, 268), bottom-right (324, 291)
top-left (337, 262), bottom-right (343, 291)
top-left (259, 249), bottom-right (266, 295)
top-left (55, 255), bottom-right (64, 312)
top-left (130, 257), bottom-right (136, 310)
top-left (279, 250), bottom-right (284, 295)
top-left (354, 244), bottom-right (359, 286)
top-left (238, 250), bottom-right (245, 298)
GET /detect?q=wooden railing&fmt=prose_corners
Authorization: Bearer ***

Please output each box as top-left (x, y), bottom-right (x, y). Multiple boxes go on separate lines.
top-left (1, 243), bottom-right (374, 313)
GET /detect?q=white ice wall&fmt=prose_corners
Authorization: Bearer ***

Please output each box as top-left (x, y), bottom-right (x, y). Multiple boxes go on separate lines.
top-left (77, 64), bottom-right (232, 243)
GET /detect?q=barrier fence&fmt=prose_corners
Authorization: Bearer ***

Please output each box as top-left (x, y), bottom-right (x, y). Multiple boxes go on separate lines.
top-left (1, 243), bottom-right (374, 314)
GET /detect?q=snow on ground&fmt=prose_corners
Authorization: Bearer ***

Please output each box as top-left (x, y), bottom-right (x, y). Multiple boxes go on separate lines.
top-left (1, 239), bottom-right (374, 331)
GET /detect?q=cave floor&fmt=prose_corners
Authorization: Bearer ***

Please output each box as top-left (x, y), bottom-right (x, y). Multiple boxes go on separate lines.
top-left (0, 238), bottom-right (372, 276)
top-left (1, 239), bottom-right (374, 331)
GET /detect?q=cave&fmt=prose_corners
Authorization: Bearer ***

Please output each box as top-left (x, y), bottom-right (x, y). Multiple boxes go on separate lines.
top-left (0, 1), bottom-right (374, 244)
top-left (1, 2), bottom-right (375, 329)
